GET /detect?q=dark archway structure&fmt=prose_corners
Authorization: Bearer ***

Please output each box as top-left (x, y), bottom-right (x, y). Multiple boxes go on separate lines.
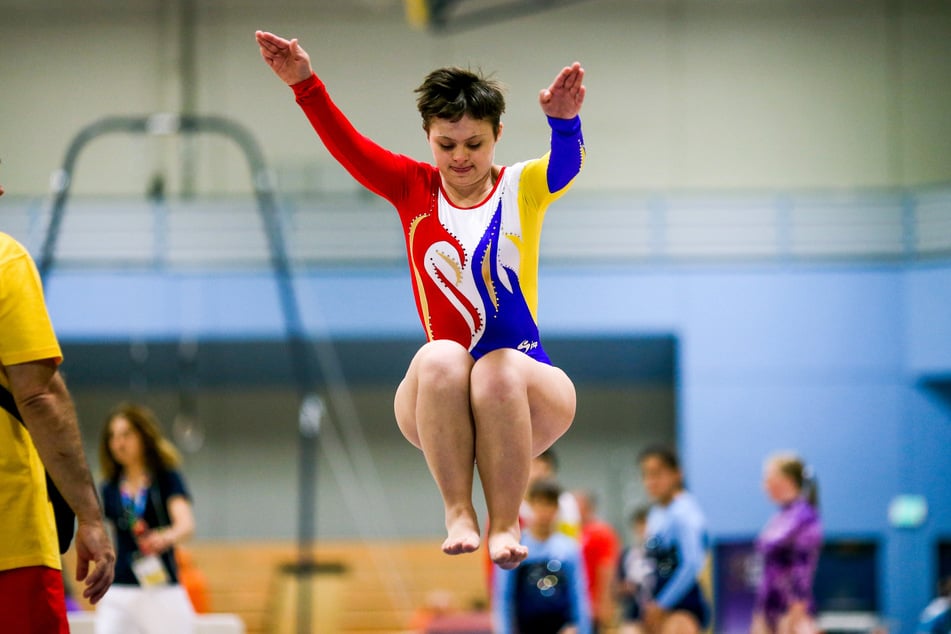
top-left (40, 114), bottom-right (324, 633)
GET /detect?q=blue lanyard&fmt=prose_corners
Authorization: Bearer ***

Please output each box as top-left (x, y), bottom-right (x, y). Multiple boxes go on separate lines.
top-left (120, 484), bottom-right (148, 521)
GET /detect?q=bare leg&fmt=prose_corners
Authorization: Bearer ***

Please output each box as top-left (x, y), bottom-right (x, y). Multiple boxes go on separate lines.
top-left (660, 612), bottom-right (701, 634)
top-left (394, 341), bottom-right (480, 555)
top-left (469, 349), bottom-right (576, 569)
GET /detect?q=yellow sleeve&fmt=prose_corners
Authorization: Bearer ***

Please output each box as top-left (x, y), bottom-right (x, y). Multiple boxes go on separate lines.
top-left (0, 235), bottom-right (62, 368)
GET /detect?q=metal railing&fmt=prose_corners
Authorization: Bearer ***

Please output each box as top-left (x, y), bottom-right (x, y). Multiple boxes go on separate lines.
top-left (2, 185), bottom-right (949, 268)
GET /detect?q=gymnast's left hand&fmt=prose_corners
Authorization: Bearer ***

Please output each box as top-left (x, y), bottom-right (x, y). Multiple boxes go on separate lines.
top-left (539, 62), bottom-right (586, 120)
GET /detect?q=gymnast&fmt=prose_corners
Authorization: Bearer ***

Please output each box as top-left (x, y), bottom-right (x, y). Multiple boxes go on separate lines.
top-left (255, 30), bottom-right (585, 569)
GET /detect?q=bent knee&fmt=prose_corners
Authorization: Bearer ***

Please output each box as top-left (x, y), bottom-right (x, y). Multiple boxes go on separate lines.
top-left (414, 340), bottom-right (473, 388)
top-left (469, 349), bottom-right (526, 404)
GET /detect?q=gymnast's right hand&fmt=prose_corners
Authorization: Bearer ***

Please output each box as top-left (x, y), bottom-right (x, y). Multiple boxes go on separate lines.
top-left (255, 30), bottom-right (313, 86)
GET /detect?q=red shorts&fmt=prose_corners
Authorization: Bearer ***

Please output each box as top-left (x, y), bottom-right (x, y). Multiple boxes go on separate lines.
top-left (0, 566), bottom-right (69, 633)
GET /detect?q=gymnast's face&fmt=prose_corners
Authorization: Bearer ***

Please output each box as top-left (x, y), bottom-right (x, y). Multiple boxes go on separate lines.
top-left (427, 115), bottom-right (501, 196)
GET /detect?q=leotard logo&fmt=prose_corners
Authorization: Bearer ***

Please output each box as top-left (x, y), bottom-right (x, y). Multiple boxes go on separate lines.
top-left (517, 340), bottom-right (539, 353)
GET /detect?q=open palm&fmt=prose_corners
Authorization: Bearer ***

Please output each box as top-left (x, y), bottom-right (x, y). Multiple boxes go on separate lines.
top-left (255, 30), bottom-right (313, 86)
top-left (539, 62), bottom-right (586, 120)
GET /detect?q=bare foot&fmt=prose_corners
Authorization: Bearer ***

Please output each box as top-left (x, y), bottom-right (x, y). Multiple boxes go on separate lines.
top-left (442, 507), bottom-right (480, 555)
top-left (488, 528), bottom-right (528, 570)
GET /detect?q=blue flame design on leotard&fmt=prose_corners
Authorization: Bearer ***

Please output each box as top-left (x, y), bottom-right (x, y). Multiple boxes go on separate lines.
top-left (469, 200), bottom-right (550, 364)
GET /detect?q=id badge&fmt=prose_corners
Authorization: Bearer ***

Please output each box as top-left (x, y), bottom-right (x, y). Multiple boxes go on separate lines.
top-left (131, 554), bottom-right (170, 588)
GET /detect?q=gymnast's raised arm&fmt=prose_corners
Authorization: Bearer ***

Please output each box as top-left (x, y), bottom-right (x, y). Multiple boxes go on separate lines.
top-left (255, 30), bottom-right (411, 203)
top-left (255, 30), bottom-right (313, 86)
top-left (539, 61), bottom-right (586, 121)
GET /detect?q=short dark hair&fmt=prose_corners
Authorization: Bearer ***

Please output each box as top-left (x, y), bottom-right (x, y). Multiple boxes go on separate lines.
top-left (527, 478), bottom-right (562, 505)
top-left (638, 445), bottom-right (680, 471)
top-left (629, 506), bottom-right (650, 525)
top-left (414, 67), bottom-right (505, 136)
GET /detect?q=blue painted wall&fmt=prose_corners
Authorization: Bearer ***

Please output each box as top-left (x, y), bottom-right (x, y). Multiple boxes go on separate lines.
top-left (44, 260), bottom-right (951, 633)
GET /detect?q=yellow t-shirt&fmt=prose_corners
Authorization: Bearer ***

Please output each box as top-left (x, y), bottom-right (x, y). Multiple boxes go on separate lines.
top-left (0, 232), bottom-right (63, 572)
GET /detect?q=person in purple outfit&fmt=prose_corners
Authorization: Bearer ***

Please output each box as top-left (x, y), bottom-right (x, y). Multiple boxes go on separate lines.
top-left (751, 453), bottom-right (823, 634)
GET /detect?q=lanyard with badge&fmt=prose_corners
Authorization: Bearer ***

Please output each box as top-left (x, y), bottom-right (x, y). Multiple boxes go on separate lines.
top-left (121, 481), bottom-right (170, 588)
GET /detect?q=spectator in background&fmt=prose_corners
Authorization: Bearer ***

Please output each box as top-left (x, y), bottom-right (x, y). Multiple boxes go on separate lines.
top-left (638, 446), bottom-right (710, 634)
top-left (0, 163), bottom-right (115, 633)
top-left (523, 449), bottom-right (581, 539)
top-left (494, 479), bottom-right (591, 634)
top-left (918, 577), bottom-right (951, 634)
top-left (752, 453), bottom-right (823, 634)
top-left (96, 403), bottom-right (197, 634)
top-left (487, 448), bottom-right (580, 595)
top-left (575, 489), bottom-right (620, 633)
top-left (617, 507), bottom-right (651, 634)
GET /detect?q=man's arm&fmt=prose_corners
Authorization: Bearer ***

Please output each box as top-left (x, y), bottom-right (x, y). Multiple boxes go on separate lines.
top-left (6, 359), bottom-right (115, 603)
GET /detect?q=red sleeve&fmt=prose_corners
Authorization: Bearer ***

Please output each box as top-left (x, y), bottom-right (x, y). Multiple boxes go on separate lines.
top-left (292, 73), bottom-right (418, 205)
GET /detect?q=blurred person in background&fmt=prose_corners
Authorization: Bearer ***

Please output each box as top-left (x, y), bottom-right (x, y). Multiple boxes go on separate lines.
top-left (575, 489), bottom-right (620, 633)
top-left (487, 447), bottom-right (581, 598)
top-left (638, 446), bottom-right (710, 634)
top-left (751, 453), bottom-right (823, 634)
top-left (494, 478), bottom-right (590, 634)
top-left (0, 161), bottom-right (115, 633)
top-left (918, 577), bottom-right (951, 634)
top-left (617, 507), bottom-right (651, 634)
top-left (96, 403), bottom-right (196, 634)
top-left (524, 449), bottom-right (581, 538)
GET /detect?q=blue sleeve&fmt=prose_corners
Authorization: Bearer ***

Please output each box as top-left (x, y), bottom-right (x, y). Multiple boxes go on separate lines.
top-left (568, 547), bottom-right (592, 634)
top-left (493, 566), bottom-right (516, 634)
top-left (545, 115), bottom-right (585, 193)
top-left (655, 510), bottom-right (707, 610)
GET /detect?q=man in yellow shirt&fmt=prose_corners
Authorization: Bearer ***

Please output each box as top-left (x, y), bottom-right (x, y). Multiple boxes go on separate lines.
top-left (0, 170), bottom-right (115, 632)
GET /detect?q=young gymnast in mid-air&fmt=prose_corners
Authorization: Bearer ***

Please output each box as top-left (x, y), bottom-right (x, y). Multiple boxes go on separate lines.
top-left (255, 29), bottom-right (585, 569)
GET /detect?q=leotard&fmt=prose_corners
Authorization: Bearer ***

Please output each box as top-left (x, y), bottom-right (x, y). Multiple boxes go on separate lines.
top-left (293, 73), bottom-right (585, 364)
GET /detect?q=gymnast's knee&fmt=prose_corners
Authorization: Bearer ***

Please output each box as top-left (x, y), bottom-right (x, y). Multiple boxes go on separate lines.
top-left (414, 340), bottom-right (472, 390)
top-left (469, 348), bottom-right (525, 405)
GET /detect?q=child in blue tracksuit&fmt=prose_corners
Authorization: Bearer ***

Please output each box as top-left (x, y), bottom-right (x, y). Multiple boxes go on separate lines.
top-left (638, 446), bottom-right (710, 633)
top-left (919, 577), bottom-right (951, 634)
top-left (494, 478), bottom-right (591, 634)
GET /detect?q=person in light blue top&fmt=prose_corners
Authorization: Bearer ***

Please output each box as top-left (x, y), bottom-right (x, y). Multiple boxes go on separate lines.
top-left (494, 478), bottom-right (591, 634)
top-left (918, 577), bottom-right (951, 634)
top-left (638, 446), bottom-right (710, 634)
